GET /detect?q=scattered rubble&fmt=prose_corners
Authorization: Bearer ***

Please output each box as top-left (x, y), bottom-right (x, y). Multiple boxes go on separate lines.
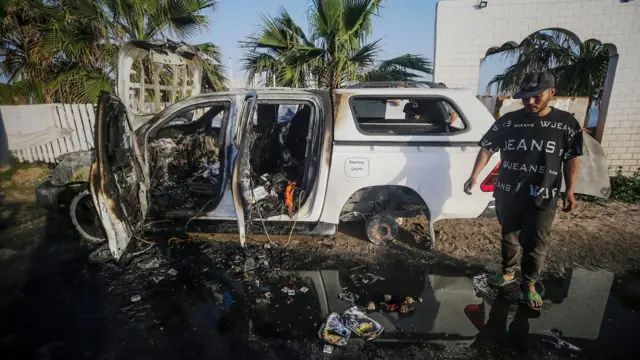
top-left (148, 129), bottom-right (221, 214)
top-left (322, 238), bottom-right (336, 248)
top-left (249, 173), bottom-right (304, 220)
top-left (338, 291), bottom-right (359, 305)
top-left (373, 294), bottom-right (417, 316)
top-left (351, 272), bottom-right (385, 286)
top-left (137, 258), bottom-right (161, 270)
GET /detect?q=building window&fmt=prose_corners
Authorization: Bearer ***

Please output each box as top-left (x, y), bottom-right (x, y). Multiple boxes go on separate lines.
top-left (350, 97), bottom-right (467, 135)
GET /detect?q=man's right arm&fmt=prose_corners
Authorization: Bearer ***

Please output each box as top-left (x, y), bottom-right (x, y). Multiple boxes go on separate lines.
top-left (464, 120), bottom-right (502, 194)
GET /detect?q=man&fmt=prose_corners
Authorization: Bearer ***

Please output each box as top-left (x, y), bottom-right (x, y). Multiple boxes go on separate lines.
top-left (463, 71), bottom-right (583, 310)
top-left (403, 99), bottom-right (424, 120)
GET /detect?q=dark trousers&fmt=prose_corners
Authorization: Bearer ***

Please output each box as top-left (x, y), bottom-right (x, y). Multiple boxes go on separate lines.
top-left (495, 197), bottom-right (557, 283)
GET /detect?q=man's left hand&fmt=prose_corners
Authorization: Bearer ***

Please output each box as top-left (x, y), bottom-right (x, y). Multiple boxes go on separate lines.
top-left (563, 191), bottom-right (577, 212)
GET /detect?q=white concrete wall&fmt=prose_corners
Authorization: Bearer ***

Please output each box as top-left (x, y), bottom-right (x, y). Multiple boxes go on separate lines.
top-left (434, 0), bottom-right (640, 174)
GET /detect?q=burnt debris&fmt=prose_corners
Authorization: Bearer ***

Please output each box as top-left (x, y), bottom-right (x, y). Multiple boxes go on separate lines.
top-left (246, 104), bottom-right (312, 221)
top-left (149, 128), bottom-right (221, 214)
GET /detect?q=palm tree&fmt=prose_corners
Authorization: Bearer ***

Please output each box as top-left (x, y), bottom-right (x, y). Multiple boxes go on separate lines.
top-left (0, 0), bottom-right (227, 104)
top-left (0, 0), bottom-right (57, 103)
top-left (485, 30), bottom-right (610, 106)
top-left (240, 1), bottom-right (432, 89)
top-left (45, 0), bottom-right (228, 103)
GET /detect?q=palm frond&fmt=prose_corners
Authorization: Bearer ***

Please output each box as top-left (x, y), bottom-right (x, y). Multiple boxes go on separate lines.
top-left (194, 42), bottom-right (228, 92)
top-left (485, 29), bottom-right (607, 101)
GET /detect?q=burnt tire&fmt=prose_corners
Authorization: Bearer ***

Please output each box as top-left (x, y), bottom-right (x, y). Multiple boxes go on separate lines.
top-left (365, 214), bottom-right (398, 246)
top-left (70, 190), bottom-right (106, 244)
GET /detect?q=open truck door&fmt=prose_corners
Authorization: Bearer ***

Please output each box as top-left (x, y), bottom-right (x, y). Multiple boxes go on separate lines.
top-left (90, 93), bottom-right (149, 260)
top-left (232, 92), bottom-right (258, 247)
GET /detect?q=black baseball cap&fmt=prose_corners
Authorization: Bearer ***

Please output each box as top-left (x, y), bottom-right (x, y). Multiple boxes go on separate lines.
top-left (513, 71), bottom-right (556, 99)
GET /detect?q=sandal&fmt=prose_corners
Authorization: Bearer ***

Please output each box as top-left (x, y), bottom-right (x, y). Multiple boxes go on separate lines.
top-left (489, 273), bottom-right (517, 287)
top-left (522, 288), bottom-right (543, 311)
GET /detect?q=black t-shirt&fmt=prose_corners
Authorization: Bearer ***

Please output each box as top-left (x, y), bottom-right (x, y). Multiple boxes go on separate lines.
top-left (478, 108), bottom-right (584, 208)
top-left (403, 101), bottom-right (422, 120)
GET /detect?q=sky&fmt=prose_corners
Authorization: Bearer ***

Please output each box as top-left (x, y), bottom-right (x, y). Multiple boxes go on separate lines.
top-left (189, 0), bottom-right (508, 92)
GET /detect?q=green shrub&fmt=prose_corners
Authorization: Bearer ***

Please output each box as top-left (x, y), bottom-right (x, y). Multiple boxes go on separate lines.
top-left (610, 167), bottom-right (640, 203)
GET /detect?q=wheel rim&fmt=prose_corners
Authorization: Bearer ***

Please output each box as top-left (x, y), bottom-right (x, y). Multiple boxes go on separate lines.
top-left (71, 191), bottom-right (106, 243)
top-left (366, 215), bottom-right (399, 245)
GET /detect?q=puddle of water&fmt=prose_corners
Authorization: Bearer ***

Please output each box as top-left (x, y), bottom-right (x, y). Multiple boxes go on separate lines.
top-left (240, 260), bottom-right (640, 359)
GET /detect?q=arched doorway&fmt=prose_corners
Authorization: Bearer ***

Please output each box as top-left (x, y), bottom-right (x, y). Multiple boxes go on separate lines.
top-left (476, 28), bottom-right (618, 143)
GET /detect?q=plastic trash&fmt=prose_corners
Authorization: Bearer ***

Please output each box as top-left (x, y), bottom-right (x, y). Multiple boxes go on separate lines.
top-left (341, 306), bottom-right (384, 340)
top-left (318, 313), bottom-right (351, 347)
top-left (338, 291), bottom-right (359, 304)
top-left (130, 295), bottom-right (142, 303)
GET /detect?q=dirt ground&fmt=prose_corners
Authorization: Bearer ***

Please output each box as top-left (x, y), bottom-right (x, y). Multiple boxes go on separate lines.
top-left (216, 199), bottom-right (640, 276)
top-left (0, 164), bottom-right (50, 203)
top-left (434, 200), bottom-right (640, 275)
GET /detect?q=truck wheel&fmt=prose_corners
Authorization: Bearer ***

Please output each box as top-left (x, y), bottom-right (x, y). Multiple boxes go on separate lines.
top-left (70, 190), bottom-right (106, 244)
top-left (365, 214), bottom-right (398, 246)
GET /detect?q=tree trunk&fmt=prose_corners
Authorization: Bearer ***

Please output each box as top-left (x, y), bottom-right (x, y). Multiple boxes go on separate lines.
top-left (583, 97), bottom-right (593, 130)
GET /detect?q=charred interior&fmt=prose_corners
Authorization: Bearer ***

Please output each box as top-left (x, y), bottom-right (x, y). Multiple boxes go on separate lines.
top-left (148, 103), bottom-right (228, 215)
top-left (247, 102), bottom-right (315, 220)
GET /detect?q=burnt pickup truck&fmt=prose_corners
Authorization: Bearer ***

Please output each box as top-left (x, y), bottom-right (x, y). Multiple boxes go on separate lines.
top-left (38, 41), bottom-right (611, 260)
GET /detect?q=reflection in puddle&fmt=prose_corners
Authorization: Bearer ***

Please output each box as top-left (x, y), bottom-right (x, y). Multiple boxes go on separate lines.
top-left (247, 262), bottom-right (640, 358)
